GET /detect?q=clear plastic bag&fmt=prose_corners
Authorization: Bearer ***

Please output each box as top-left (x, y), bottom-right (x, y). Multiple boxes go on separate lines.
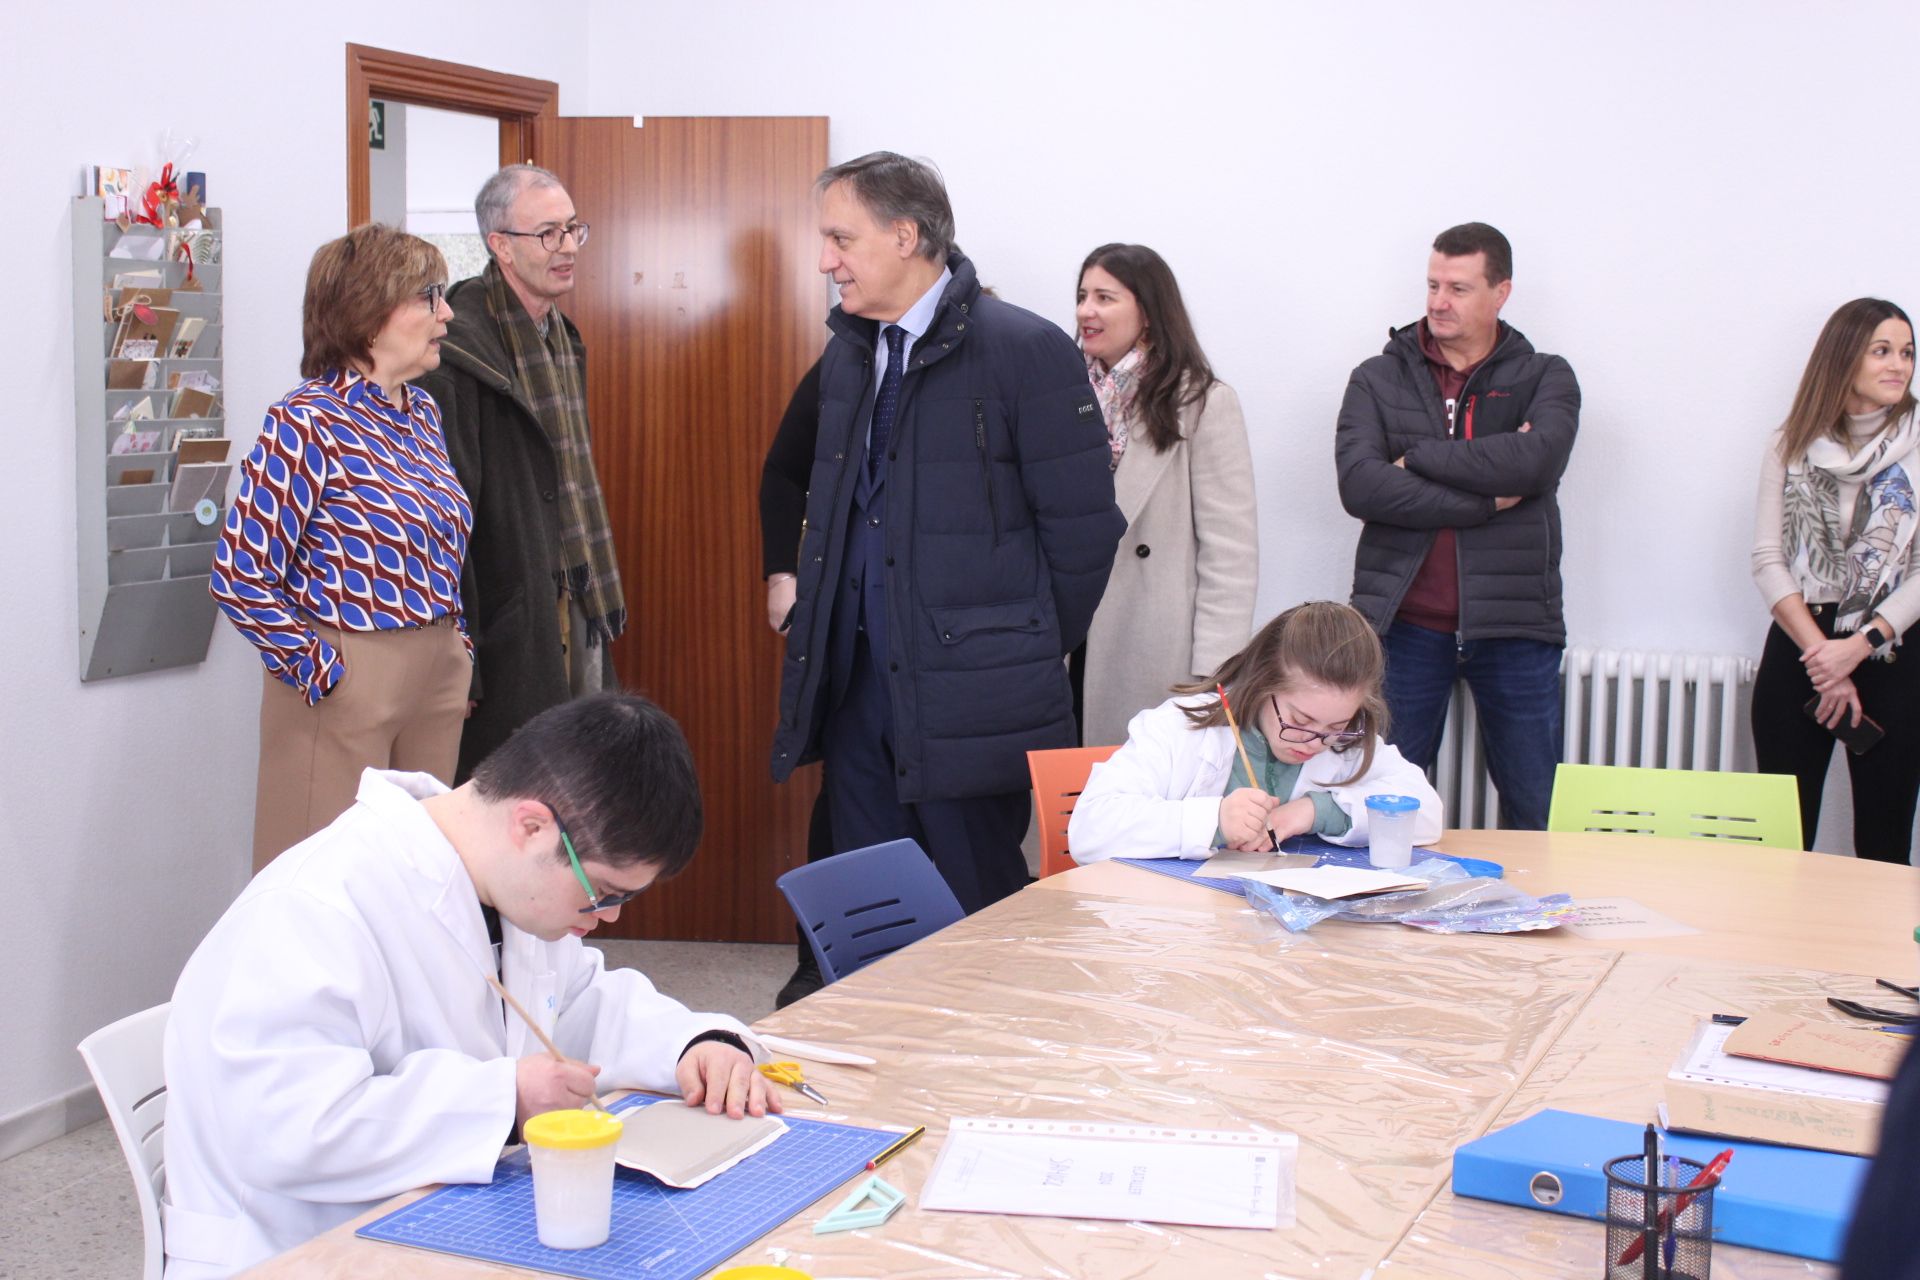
top-left (1238, 857), bottom-right (1577, 935)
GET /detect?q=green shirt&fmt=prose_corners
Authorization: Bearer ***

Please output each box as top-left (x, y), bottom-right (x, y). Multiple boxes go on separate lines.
top-left (1212, 726), bottom-right (1352, 847)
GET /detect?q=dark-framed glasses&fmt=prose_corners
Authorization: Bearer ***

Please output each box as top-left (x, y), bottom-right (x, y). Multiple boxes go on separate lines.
top-left (500, 221), bottom-right (591, 252)
top-left (553, 809), bottom-right (644, 914)
top-left (419, 281), bottom-right (447, 311)
top-left (1270, 695), bottom-right (1365, 752)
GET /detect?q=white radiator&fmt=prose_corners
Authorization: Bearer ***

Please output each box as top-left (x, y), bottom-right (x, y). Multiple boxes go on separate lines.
top-left (1433, 646), bottom-right (1758, 828)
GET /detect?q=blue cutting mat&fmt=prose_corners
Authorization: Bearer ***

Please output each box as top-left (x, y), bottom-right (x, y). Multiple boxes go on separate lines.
top-left (1116, 838), bottom-right (1503, 897)
top-left (356, 1094), bottom-right (897, 1279)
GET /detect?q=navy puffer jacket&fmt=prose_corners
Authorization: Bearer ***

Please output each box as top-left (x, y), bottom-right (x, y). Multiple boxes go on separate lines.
top-left (770, 252), bottom-right (1125, 800)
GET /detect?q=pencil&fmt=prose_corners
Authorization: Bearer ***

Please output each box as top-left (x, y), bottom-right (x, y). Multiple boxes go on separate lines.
top-left (488, 973), bottom-right (607, 1111)
top-left (1216, 683), bottom-right (1278, 851)
top-left (866, 1125), bottom-right (926, 1170)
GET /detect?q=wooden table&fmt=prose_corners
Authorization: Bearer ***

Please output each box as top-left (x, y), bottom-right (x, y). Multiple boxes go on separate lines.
top-left (249, 832), bottom-right (1919, 1279)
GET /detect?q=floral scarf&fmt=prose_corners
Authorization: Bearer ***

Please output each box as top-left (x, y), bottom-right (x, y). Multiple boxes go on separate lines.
top-left (1086, 345), bottom-right (1146, 470)
top-left (1782, 409), bottom-right (1920, 636)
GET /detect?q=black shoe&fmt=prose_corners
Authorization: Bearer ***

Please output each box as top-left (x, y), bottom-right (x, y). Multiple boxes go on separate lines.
top-left (775, 956), bottom-right (825, 1009)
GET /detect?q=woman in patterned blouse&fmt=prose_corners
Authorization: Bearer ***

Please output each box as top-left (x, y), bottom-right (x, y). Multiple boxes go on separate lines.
top-left (212, 224), bottom-right (474, 869)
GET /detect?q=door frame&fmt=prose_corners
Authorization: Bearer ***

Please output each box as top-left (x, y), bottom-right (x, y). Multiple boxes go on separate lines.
top-left (344, 44), bottom-right (560, 228)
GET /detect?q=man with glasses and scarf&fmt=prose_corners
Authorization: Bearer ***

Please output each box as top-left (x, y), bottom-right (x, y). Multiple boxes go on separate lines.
top-left (416, 165), bottom-right (626, 783)
top-left (160, 694), bottom-right (775, 1279)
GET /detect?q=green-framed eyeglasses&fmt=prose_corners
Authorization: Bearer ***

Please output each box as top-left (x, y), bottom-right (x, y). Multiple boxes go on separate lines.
top-left (553, 810), bottom-right (644, 915)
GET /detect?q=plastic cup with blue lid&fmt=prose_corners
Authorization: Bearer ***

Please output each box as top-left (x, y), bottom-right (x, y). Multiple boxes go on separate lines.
top-left (1364, 794), bottom-right (1421, 868)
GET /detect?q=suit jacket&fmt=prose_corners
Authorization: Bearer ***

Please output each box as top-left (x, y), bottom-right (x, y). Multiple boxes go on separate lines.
top-left (1081, 381), bottom-right (1259, 747)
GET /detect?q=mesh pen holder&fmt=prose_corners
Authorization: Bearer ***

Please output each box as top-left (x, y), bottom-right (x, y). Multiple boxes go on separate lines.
top-left (1603, 1153), bottom-right (1718, 1280)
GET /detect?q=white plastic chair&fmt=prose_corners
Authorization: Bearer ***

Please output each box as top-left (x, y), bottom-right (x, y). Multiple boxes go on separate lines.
top-left (77, 1002), bottom-right (170, 1280)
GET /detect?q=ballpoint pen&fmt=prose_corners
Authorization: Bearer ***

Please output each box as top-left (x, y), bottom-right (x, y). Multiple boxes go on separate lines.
top-left (1618, 1147), bottom-right (1734, 1267)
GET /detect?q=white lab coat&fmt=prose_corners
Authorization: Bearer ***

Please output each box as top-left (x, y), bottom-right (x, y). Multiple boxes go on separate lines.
top-left (160, 770), bottom-right (757, 1279)
top-left (1068, 696), bottom-right (1445, 862)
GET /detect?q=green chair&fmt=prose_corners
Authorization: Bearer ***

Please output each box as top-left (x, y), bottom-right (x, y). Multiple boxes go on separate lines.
top-left (1547, 764), bottom-right (1803, 849)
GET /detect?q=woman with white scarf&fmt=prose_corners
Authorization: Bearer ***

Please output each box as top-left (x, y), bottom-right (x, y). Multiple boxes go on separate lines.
top-left (1073, 244), bottom-right (1259, 748)
top-left (1751, 297), bottom-right (1920, 862)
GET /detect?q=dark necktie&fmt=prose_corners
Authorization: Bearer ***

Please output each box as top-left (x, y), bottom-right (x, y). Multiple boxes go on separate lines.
top-left (869, 324), bottom-right (906, 479)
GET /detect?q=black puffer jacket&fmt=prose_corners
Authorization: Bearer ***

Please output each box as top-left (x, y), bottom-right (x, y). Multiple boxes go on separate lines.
top-left (1335, 321), bottom-right (1580, 644)
top-left (770, 252), bottom-right (1124, 800)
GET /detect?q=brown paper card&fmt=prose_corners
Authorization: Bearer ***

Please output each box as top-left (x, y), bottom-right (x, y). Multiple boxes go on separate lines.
top-left (107, 286), bottom-right (172, 322)
top-left (112, 307), bottom-right (180, 359)
top-left (1722, 1012), bottom-right (1907, 1081)
top-left (108, 358), bottom-right (155, 390)
top-left (1664, 1079), bottom-right (1880, 1157)
top-left (116, 468), bottom-right (156, 486)
top-left (171, 388), bottom-right (218, 419)
top-left (175, 437), bottom-right (231, 466)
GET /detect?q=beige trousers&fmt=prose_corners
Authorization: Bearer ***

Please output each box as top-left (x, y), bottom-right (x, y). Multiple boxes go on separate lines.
top-left (252, 621), bottom-right (470, 871)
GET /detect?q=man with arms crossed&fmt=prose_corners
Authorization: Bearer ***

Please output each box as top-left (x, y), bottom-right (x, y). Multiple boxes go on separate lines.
top-left (1335, 222), bottom-right (1579, 830)
top-left (162, 695), bottom-right (775, 1278)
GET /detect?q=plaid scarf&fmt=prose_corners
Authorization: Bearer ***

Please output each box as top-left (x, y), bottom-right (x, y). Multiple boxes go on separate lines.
top-left (484, 261), bottom-right (626, 644)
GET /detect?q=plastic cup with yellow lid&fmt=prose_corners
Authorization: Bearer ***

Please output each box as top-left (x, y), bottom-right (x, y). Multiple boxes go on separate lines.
top-left (523, 1108), bottom-right (625, 1249)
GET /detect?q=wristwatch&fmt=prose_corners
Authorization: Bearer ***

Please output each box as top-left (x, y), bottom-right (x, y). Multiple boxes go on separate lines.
top-left (1863, 623), bottom-right (1890, 649)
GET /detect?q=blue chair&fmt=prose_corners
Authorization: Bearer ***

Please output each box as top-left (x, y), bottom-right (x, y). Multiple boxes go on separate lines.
top-left (776, 838), bottom-right (964, 984)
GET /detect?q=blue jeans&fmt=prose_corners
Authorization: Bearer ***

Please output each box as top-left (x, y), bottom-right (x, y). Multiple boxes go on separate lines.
top-left (1382, 621), bottom-right (1563, 830)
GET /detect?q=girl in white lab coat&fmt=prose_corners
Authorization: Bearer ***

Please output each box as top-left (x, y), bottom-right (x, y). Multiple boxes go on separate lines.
top-left (1069, 601), bottom-right (1443, 862)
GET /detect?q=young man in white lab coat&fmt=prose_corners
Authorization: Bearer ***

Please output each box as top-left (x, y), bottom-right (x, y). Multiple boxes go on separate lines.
top-left (160, 693), bottom-right (779, 1278)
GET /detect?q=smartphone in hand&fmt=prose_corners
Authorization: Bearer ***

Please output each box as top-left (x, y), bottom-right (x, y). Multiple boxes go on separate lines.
top-left (1802, 695), bottom-right (1885, 755)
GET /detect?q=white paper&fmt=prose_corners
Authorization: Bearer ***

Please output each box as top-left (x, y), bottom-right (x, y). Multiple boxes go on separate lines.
top-left (757, 1033), bottom-right (877, 1067)
top-left (920, 1116), bottom-right (1295, 1230)
top-left (1670, 1022), bottom-right (1889, 1105)
top-left (109, 233), bottom-right (166, 260)
top-left (1234, 865), bottom-right (1428, 899)
top-left (1193, 851), bottom-right (1317, 878)
top-left (1563, 896), bottom-right (1701, 940)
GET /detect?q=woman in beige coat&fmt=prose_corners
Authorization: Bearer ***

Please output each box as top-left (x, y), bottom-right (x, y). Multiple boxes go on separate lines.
top-left (1074, 244), bottom-right (1259, 747)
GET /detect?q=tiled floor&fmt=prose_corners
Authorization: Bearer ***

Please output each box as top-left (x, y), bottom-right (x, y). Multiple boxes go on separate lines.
top-left (0, 939), bottom-right (795, 1279)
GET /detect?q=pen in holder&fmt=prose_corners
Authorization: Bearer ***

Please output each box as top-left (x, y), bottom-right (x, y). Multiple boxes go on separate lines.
top-left (1602, 1151), bottom-right (1719, 1279)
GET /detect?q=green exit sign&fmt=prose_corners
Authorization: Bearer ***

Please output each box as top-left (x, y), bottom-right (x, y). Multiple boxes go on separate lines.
top-left (369, 100), bottom-right (387, 151)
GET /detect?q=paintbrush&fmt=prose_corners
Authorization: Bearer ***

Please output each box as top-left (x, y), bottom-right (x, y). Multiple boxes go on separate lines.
top-left (486, 973), bottom-right (606, 1111)
top-left (1216, 682), bottom-right (1279, 852)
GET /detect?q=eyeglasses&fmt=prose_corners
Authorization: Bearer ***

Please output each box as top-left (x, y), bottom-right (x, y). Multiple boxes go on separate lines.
top-left (552, 809), bottom-right (644, 915)
top-left (1270, 696), bottom-right (1366, 752)
top-left (419, 281), bottom-right (447, 311)
top-left (498, 221), bottom-right (590, 252)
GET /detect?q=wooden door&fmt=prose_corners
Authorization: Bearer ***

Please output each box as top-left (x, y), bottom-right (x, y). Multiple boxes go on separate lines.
top-left (532, 116), bottom-right (828, 942)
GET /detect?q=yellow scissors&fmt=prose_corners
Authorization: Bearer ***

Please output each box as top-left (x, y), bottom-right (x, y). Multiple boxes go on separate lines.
top-left (758, 1060), bottom-right (828, 1106)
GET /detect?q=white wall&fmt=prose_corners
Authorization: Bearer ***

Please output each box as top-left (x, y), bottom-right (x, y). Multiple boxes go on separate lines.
top-left (583, 0), bottom-right (1920, 856)
top-left (0, 1), bottom-right (587, 1149)
top-left (404, 104), bottom-right (499, 234)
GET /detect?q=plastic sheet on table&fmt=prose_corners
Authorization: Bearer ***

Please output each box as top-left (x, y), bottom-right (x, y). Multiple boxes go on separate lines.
top-left (1237, 857), bottom-right (1578, 934)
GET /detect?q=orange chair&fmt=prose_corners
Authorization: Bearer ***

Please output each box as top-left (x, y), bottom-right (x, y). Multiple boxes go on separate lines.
top-left (1028, 745), bottom-right (1121, 878)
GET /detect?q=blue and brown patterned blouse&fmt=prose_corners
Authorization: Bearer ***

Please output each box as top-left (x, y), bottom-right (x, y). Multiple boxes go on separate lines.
top-left (211, 370), bottom-right (473, 705)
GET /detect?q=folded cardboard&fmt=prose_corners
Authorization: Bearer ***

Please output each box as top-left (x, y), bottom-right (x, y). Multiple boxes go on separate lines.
top-left (1723, 1013), bottom-right (1907, 1082)
top-left (1664, 1079), bottom-right (1880, 1157)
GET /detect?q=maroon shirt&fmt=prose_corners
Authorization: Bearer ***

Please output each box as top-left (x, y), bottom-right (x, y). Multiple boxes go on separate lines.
top-left (1396, 321), bottom-right (1491, 634)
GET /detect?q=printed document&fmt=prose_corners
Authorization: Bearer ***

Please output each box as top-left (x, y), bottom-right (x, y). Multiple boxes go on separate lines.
top-left (920, 1116), bottom-right (1295, 1229)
